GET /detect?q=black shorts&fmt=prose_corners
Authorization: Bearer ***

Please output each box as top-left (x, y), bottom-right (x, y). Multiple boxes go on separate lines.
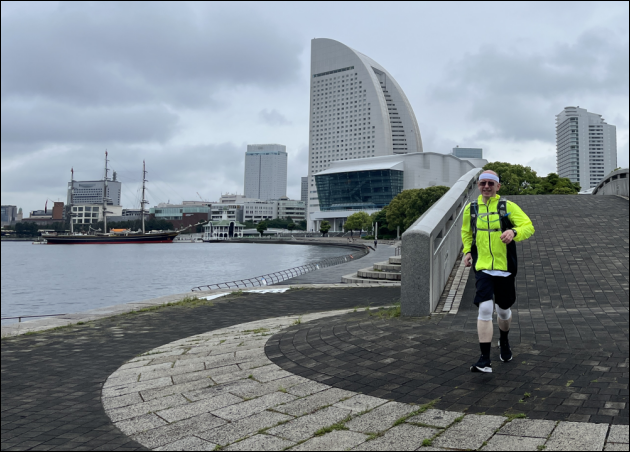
top-left (474, 270), bottom-right (516, 309)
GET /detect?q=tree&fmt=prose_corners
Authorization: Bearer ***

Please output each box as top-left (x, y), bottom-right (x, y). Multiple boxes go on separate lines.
top-left (370, 207), bottom-right (397, 239)
top-left (319, 220), bottom-right (331, 236)
top-left (256, 221), bottom-right (268, 237)
top-left (386, 186), bottom-right (450, 232)
top-left (483, 162), bottom-right (540, 195)
top-left (287, 222), bottom-right (296, 232)
top-left (344, 211), bottom-right (371, 233)
top-left (539, 173), bottom-right (580, 194)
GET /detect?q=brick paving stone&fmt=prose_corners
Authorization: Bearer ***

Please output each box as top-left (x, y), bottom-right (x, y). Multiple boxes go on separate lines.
top-left (345, 402), bottom-right (417, 434)
top-left (223, 434), bottom-right (295, 451)
top-left (481, 434), bottom-right (546, 451)
top-left (406, 409), bottom-right (463, 428)
top-left (153, 435), bottom-right (217, 451)
top-left (607, 424), bottom-right (629, 443)
top-left (545, 421), bottom-right (608, 451)
top-left (432, 414), bottom-right (506, 450)
top-left (350, 424), bottom-right (437, 451)
top-left (290, 430), bottom-right (369, 451)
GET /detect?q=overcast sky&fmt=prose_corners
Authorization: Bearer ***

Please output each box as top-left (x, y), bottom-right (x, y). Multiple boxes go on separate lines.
top-left (2, 1), bottom-right (628, 214)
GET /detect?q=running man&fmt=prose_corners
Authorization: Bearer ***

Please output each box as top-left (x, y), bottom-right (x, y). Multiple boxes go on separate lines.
top-left (462, 170), bottom-right (535, 373)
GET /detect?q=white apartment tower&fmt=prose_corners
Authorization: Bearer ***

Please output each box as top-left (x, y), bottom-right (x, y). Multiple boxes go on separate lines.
top-left (307, 38), bottom-right (423, 229)
top-left (556, 106), bottom-right (617, 189)
top-left (244, 144), bottom-right (288, 201)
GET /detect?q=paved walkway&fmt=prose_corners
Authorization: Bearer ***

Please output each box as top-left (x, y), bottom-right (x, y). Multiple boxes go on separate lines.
top-left (281, 243), bottom-right (398, 285)
top-left (1, 288), bottom-right (399, 451)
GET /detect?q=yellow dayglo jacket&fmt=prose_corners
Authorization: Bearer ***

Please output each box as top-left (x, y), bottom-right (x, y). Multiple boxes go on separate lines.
top-left (461, 195), bottom-right (534, 272)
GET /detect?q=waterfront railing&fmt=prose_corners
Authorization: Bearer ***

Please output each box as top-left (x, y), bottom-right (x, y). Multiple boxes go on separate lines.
top-left (191, 247), bottom-right (368, 292)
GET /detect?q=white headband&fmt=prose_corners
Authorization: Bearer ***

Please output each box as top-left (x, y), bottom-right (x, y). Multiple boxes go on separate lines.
top-left (479, 173), bottom-right (500, 183)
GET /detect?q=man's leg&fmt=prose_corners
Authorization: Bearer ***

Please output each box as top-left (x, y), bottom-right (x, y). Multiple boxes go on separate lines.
top-left (472, 300), bottom-right (494, 372)
top-left (496, 305), bottom-right (513, 362)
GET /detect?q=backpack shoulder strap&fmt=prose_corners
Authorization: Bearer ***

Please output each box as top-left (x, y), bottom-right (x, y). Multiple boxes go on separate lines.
top-left (470, 201), bottom-right (478, 245)
top-left (498, 197), bottom-right (513, 231)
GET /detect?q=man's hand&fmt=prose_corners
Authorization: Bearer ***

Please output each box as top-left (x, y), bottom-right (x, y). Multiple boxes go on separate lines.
top-left (500, 229), bottom-right (515, 244)
top-left (464, 253), bottom-right (473, 267)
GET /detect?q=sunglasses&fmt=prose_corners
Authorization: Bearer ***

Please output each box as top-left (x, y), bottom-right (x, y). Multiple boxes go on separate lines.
top-left (478, 181), bottom-right (496, 187)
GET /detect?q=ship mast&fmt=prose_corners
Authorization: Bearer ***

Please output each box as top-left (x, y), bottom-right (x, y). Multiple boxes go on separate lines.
top-left (141, 160), bottom-right (148, 234)
top-left (103, 151), bottom-right (109, 233)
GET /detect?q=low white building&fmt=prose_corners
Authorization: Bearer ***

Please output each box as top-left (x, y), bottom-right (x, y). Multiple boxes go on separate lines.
top-left (202, 211), bottom-right (244, 241)
top-left (309, 152), bottom-right (487, 231)
top-left (71, 204), bottom-right (122, 224)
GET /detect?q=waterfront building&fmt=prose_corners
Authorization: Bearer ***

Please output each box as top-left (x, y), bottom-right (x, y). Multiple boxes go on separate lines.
top-left (452, 146), bottom-right (483, 159)
top-left (69, 204), bottom-right (122, 224)
top-left (242, 200), bottom-right (276, 223)
top-left (68, 179), bottom-right (122, 206)
top-left (307, 38), bottom-right (423, 230)
top-left (301, 177), bottom-right (308, 204)
top-left (276, 197), bottom-right (306, 222)
top-left (203, 210), bottom-right (244, 241)
top-left (556, 106), bottom-right (617, 188)
top-left (1, 205), bottom-right (18, 227)
top-left (219, 194), bottom-right (249, 204)
top-left (310, 152), bottom-right (487, 232)
top-left (244, 144), bottom-right (288, 201)
top-left (150, 203), bottom-right (212, 230)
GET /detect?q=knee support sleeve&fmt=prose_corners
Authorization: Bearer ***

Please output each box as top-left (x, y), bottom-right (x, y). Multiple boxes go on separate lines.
top-left (477, 300), bottom-right (494, 321)
top-left (496, 306), bottom-right (512, 321)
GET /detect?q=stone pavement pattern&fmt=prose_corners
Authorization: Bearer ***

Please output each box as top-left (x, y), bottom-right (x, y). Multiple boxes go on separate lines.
top-left (1, 288), bottom-right (400, 451)
top-left (102, 310), bottom-right (629, 451)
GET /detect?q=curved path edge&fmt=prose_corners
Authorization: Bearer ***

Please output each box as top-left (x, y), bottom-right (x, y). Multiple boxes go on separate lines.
top-left (102, 310), bottom-right (628, 451)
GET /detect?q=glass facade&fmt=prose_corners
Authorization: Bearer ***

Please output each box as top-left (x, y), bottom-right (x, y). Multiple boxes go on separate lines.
top-left (315, 169), bottom-right (403, 211)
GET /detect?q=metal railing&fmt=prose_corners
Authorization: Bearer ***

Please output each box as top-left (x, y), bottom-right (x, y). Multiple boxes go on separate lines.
top-left (1, 313), bottom-right (67, 323)
top-left (191, 247), bottom-right (368, 292)
top-left (395, 246), bottom-right (401, 256)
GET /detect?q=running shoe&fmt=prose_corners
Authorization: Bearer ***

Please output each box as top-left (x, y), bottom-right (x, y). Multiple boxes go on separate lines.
top-left (470, 355), bottom-right (492, 373)
top-left (499, 339), bottom-right (513, 362)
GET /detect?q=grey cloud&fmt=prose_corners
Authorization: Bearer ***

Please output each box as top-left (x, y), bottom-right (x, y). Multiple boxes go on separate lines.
top-left (430, 28), bottom-right (629, 141)
top-left (258, 109), bottom-right (292, 126)
top-left (1, 102), bottom-right (179, 147)
top-left (1, 2), bottom-right (303, 107)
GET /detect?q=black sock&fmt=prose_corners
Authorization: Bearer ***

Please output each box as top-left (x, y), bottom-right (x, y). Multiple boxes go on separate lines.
top-left (500, 329), bottom-right (509, 344)
top-left (480, 342), bottom-right (491, 359)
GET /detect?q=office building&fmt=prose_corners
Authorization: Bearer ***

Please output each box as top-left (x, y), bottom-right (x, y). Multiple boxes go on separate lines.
top-left (556, 106), bottom-right (617, 188)
top-left (276, 197), bottom-right (306, 222)
top-left (301, 177), bottom-right (308, 204)
top-left (310, 152), bottom-right (487, 232)
top-left (452, 146), bottom-right (483, 159)
top-left (1, 205), bottom-right (18, 227)
top-left (307, 38), bottom-right (423, 229)
top-left (68, 179), bottom-right (122, 206)
top-left (244, 144), bottom-right (288, 201)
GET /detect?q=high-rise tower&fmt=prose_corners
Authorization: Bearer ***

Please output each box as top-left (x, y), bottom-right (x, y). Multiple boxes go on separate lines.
top-left (556, 107), bottom-right (617, 189)
top-left (307, 38), bottom-right (422, 229)
top-left (244, 144), bottom-right (288, 201)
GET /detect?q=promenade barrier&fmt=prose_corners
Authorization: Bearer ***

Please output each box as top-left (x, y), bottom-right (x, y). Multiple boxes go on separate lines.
top-left (592, 168), bottom-right (629, 197)
top-left (191, 246), bottom-right (369, 292)
top-left (401, 168), bottom-right (482, 316)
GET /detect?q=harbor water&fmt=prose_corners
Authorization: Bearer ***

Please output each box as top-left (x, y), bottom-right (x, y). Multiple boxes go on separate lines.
top-left (1, 241), bottom-right (354, 325)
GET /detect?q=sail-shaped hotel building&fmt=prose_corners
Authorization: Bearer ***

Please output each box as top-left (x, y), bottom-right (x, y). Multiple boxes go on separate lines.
top-left (307, 39), bottom-right (423, 231)
top-left (306, 39), bottom-right (486, 231)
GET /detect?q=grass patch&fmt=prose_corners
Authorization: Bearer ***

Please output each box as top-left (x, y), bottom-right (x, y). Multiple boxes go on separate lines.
top-left (566, 380), bottom-right (574, 387)
top-left (537, 445), bottom-right (546, 451)
top-left (230, 290), bottom-right (244, 297)
top-left (453, 415), bottom-right (465, 423)
top-left (519, 393), bottom-right (531, 403)
top-left (314, 419), bottom-right (349, 436)
top-left (392, 399), bottom-right (439, 427)
top-left (422, 438), bottom-right (433, 447)
top-left (505, 412), bottom-right (527, 422)
top-left (293, 316), bottom-right (303, 325)
top-left (242, 328), bottom-right (270, 334)
top-left (278, 386), bottom-right (287, 393)
top-left (369, 302), bottom-right (401, 320)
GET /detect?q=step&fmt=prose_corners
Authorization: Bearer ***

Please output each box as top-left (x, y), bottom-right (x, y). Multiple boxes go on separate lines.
top-left (373, 262), bottom-right (401, 272)
top-left (389, 256), bottom-right (401, 265)
top-left (357, 268), bottom-right (401, 281)
top-left (341, 274), bottom-right (401, 285)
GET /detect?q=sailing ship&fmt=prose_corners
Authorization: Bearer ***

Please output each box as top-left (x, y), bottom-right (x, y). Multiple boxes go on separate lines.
top-left (43, 153), bottom-right (179, 245)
